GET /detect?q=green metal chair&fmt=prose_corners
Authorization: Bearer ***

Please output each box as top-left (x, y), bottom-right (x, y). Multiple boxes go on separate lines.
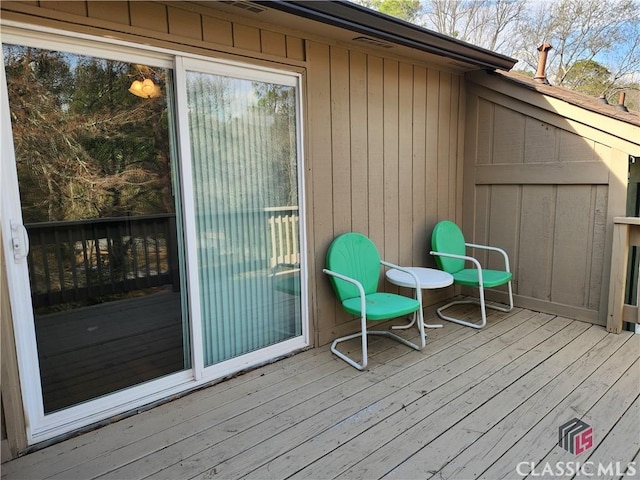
top-left (323, 233), bottom-right (426, 370)
top-left (430, 221), bottom-right (513, 328)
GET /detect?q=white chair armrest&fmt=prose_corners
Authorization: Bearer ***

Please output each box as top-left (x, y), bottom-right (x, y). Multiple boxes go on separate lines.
top-left (323, 268), bottom-right (367, 319)
top-left (429, 251), bottom-right (484, 287)
top-left (465, 243), bottom-right (511, 273)
top-left (380, 261), bottom-right (423, 311)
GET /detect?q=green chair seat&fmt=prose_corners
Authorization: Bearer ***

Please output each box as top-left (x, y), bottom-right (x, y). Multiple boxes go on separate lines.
top-left (342, 293), bottom-right (420, 320)
top-left (453, 269), bottom-right (513, 288)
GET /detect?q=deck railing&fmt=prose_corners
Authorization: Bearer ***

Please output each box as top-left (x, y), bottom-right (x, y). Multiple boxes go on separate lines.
top-left (26, 207), bottom-right (300, 309)
top-left (607, 216), bottom-right (640, 332)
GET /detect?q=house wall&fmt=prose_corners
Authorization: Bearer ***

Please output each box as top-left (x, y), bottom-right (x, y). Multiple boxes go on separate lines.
top-left (1, 1), bottom-right (465, 457)
top-left (464, 70), bottom-right (640, 324)
top-left (1, 230), bottom-right (27, 463)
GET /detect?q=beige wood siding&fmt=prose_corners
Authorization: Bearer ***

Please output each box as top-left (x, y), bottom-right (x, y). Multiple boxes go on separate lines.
top-left (0, 232), bottom-right (27, 461)
top-left (2, 1), bottom-right (306, 62)
top-left (308, 44), bottom-right (462, 345)
top-left (464, 80), bottom-right (635, 324)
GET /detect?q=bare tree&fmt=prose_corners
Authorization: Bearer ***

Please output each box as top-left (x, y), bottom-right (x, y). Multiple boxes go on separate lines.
top-left (350, 0), bottom-right (640, 107)
top-left (513, 0), bottom-right (640, 92)
top-left (421, 0), bottom-right (528, 52)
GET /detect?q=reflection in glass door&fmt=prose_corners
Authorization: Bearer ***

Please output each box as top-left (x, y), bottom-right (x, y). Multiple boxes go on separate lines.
top-left (3, 45), bottom-right (189, 413)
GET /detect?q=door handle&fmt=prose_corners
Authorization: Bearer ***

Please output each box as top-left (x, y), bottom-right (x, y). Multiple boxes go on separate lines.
top-left (10, 220), bottom-right (29, 263)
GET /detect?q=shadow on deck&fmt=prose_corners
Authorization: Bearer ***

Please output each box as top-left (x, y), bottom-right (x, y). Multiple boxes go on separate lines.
top-left (4, 304), bottom-right (639, 479)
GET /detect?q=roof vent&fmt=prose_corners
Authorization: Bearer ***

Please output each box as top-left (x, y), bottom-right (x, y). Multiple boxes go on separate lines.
top-left (352, 36), bottom-right (394, 49)
top-left (221, 1), bottom-right (266, 14)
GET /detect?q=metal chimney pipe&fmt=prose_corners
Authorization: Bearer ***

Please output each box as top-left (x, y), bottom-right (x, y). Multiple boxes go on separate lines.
top-left (616, 92), bottom-right (629, 112)
top-left (534, 43), bottom-right (552, 84)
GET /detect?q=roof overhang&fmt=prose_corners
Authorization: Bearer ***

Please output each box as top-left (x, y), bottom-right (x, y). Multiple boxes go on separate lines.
top-left (253, 1), bottom-right (517, 71)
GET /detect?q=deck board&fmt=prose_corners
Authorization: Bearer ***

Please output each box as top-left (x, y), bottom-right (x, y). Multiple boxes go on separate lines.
top-left (3, 305), bottom-right (638, 480)
top-left (435, 330), bottom-right (637, 479)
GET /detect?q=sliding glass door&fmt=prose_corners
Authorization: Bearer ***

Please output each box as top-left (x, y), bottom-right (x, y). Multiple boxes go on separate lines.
top-left (1, 28), bottom-right (306, 444)
top-left (2, 44), bottom-right (190, 414)
top-left (182, 61), bottom-right (304, 367)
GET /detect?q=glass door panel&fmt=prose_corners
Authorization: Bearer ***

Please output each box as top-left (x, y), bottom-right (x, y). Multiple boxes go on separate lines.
top-left (3, 45), bottom-right (190, 413)
top-left (185, 68), bottom-right (302, 366)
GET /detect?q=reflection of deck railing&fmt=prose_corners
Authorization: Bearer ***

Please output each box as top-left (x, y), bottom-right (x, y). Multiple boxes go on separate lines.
top-left (607, 217), bottom-right (640, 332)
top-left (26, 207), bottom-right (300, 309)
top-left (26, 214), bottom-right (180, 309)
top-left (267, 206), bottom-right (300, 270)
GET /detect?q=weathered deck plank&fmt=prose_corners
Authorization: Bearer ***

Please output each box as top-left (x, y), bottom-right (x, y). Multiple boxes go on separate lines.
top-left (432, 327), bottom-right (637, 479)
top-left (3, 305), bottom-right (638, 480)
top-left (478, 335), bottom-right (640, 480)
top-left (323, 318), bottom-right (592, 479)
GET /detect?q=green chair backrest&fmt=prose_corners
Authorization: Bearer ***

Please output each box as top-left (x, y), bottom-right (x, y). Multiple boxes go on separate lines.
top-left (431, 221), bottom-right (466, 274)
top-left (326, 233), bottom-right (381, 301)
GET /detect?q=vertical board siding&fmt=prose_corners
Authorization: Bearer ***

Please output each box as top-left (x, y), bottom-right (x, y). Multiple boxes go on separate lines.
top-left (307, 42), bottom-right (336, 337)
top-left (398, 62), bottom-right (414, 268)
top-left (518, 185), bottom-right (556, 299)
top-left (167, 6), bottom-right (201, 40)
top-left (412, 67), bottom-right (428, 267)
top-left (260, 30), bottom-right (287, 57)
top-left (39, 1), bottom-right (86, 16)
top-left (86, 1), bottom-right (129, 24)
top-left (232, 24), bottom-right (261, 52)
top-left (465, 84), bottom-right (625, 324)
top-left (524, 118), bottom-right (557, 163)
top-left (349, 51), bottom-right (369, 236)
top-left (202, 16), bottom-right (233, 46)
top-left (36, 1), bottom-right (304, 61)
top-left (383, 58), bottom-right (400, 262)
top-left (307, 47), bottom-right (463, 343)
top-left (366, 57), bottom-right (385, 250)
top-left (425, 69), bottom-right (442, 234)
top-left (493, 104), bottom-right (524, 164)
top-left (476, 99), bottom-right (494, 165)
top-left (330, 46), bottom-right (352, 236)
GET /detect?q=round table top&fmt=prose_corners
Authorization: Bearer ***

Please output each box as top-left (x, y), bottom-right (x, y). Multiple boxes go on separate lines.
top-left (385, 267), bottom-right (454, 289)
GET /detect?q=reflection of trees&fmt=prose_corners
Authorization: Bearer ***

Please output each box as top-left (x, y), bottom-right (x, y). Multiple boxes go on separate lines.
top-left (187, 73), bottom-right (298, 212)
top-left (3, 45), bottom-right (173, 223)
top-left (254, 83), bottom-right (298, 208)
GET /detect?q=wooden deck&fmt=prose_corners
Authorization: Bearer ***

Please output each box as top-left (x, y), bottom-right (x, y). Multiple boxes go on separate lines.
top-left (3, 304), bottom-right (639, 480)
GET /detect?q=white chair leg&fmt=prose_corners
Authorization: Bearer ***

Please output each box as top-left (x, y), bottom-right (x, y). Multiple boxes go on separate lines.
top-left (391, 317), bottom-right (444, 330)
top-left (331, 312), bottom-right (427, 370)
top-left (436, 282), bottom-right (514, 329)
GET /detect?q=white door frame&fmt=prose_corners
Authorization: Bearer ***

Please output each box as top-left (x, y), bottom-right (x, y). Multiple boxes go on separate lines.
top-left (1, 21), bottom-right (308, 445)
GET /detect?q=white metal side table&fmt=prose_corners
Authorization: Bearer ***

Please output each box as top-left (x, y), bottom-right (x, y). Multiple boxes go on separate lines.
top-left (385, 267), bottom-right (454, 329)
